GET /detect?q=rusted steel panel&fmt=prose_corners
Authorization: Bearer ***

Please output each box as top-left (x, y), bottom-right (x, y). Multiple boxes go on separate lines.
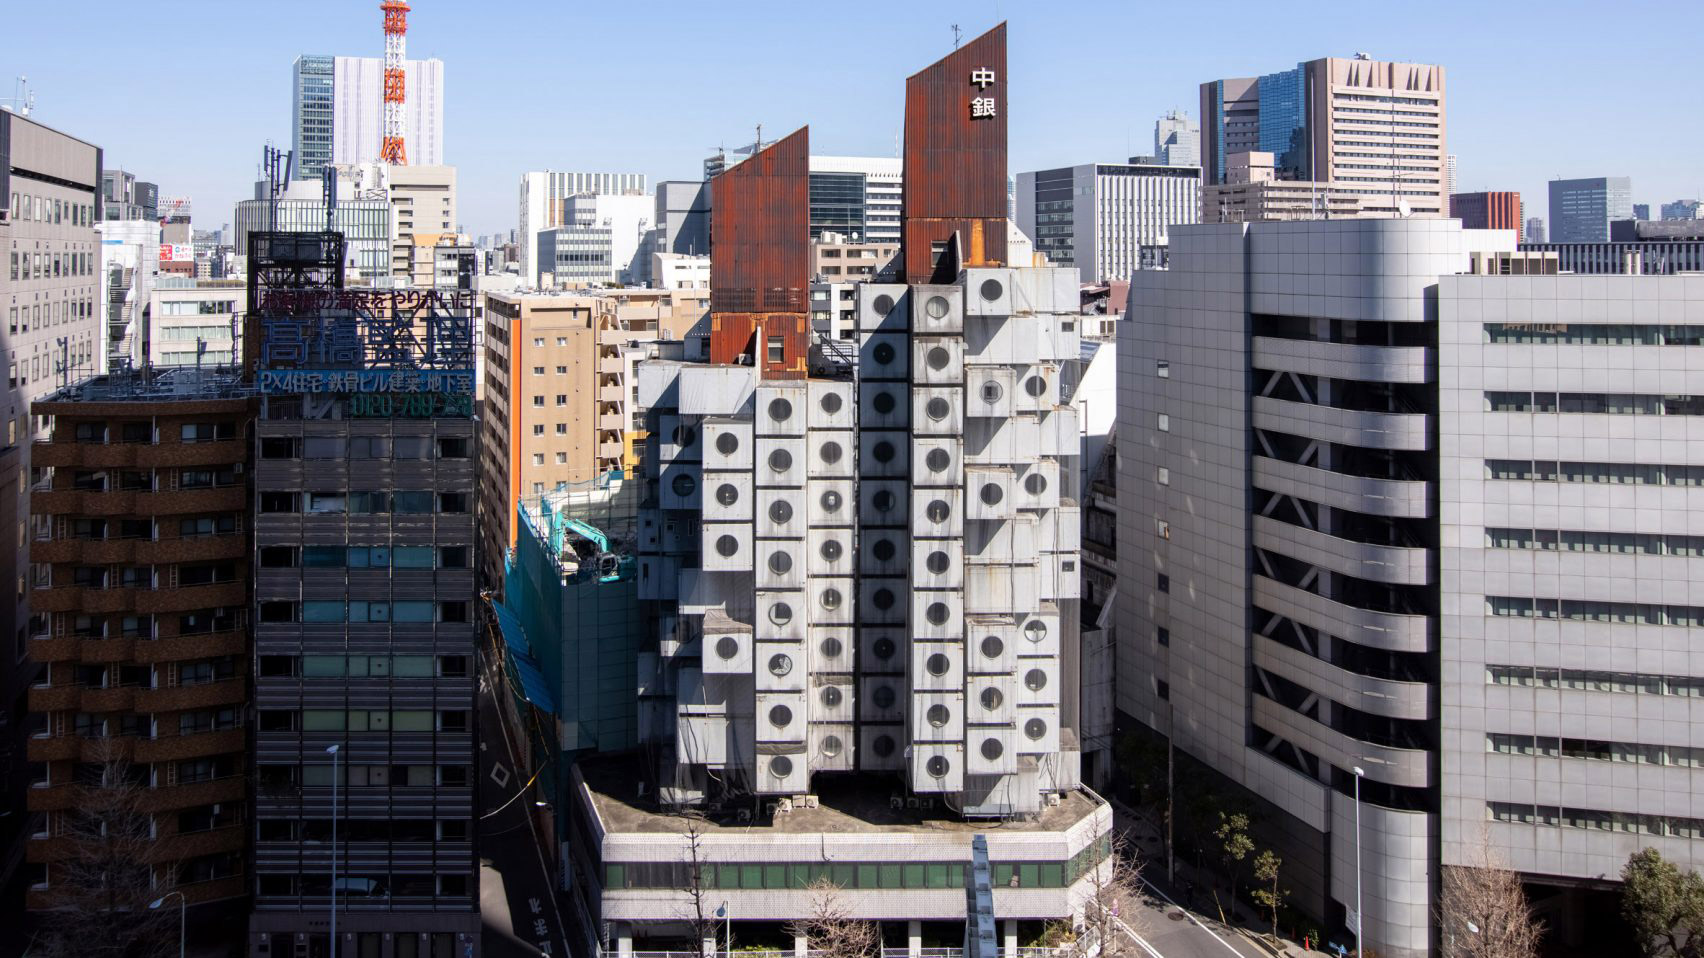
top-left (902, 23), bottom-right (1008, 279)
top-left (708, 312), bottom-right (809, 380)
top-left (710, 127), bottom-right (811, 315)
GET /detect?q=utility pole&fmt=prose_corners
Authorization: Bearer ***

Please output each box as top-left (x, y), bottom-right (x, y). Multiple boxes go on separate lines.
top-left (1166, 701), bottom-right (1175, 884)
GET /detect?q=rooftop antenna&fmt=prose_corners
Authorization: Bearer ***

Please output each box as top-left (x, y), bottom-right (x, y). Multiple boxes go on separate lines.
top-left (952, 24), bottom-right (962, 49)
top-left (322, 165), bottom-right (338, 232)
top-left (2, 76), bottom-right (36, 117)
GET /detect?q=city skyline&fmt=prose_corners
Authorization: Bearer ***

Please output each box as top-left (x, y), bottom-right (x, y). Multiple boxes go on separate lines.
top-left (4, 0), bottom-right (1698, 237)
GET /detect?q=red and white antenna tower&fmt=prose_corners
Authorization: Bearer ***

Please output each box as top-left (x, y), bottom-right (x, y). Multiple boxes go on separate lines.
top-left (378, 0), bottom-right (410, 165)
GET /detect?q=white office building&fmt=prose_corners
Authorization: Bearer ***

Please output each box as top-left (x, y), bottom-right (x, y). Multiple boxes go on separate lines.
top-left (329, 56), bottom-right (445, 168)
top-left (146, 278), bottom-right (246, 368)
top-left (96, 219), bottom-right (160, 369)
top-left (1015, 163), bottom-right (1199, 284)
top-left (518, 171), bottom-right (648, 281)
top-left (1152, 110), bottom-right (1198, 168)
top-left (808, 155), bottom-right (903, 244)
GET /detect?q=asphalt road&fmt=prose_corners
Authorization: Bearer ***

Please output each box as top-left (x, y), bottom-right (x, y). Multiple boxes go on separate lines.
top-left (477, 653), bottom-right (570, 958)
top-left (1108, 804), bottom-right (1276, 958)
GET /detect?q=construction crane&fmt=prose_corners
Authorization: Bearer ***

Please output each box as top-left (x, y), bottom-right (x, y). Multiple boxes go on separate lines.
top-left (378, 0), bottom-right (410, 165)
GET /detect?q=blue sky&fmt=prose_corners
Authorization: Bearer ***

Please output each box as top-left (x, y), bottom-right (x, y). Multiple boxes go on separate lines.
top-left (4, 0), bottom-right (1700, 237)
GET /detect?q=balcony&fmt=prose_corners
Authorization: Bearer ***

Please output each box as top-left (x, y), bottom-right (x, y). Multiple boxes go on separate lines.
top-left (597, 385), bottom-right (625, 404)
top-left (26, 634), bottom-right (81, 663)
top-left (26, 735), bottom-right (79, 762)
top-left (1253, 635), bottom-right (1430, 721)
top-left (147, 824), bottom-right (244, 863)
top-left (135, 630), bottom-right (244, 664)
top-left (135, 775), bottom-right (245, 814)
top-left (26, 781), bottom-right (77, 813)
top-left (26, 684), bottom-right (79, 712)
top-left (33, 534), bottom-right (246, 566)
top-left (30, 440), bottom-right (140, 469)
top-left (135, 581), bottom-right (246, 614)
top-left (32, 485), bottom-right (245, 518)
top-left (1253, 456), bottom-right (1430, 519)
top-left (80, 636), bottom-right (140, 663)
top-left (134, 678), bottom-right (245, 714)
top-left (1253, 696), bottom-right (1429, 789)
top-left (135, 727), bottom-right (244, 764)
top-left (1253, 396), bottom-right (1429, 451)
top-left (1251, 336), bottom-right (1432, 385)
top-left (1254, 515), bottom-right (1430, 586)
top-left (79, 685), bottom-right (139, 712)
top-left (1253, 575), bottom-right (1429, 653)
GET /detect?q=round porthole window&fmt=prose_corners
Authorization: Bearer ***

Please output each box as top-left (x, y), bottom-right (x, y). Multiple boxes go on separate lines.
top-left (872, 637), bottom-right (896, 660)
top-left (820, 489), bottom-right (843, 513)
top-left (926, 448), bottom-right (950, 472)
top-left (926, 602), bottom-right (951, 626)
top-left (768, 653), bottom-right (793, 676)
top-left (769, 602), bottom-right (793, 626)
top-left (926, 499), bottom-right (951, 523)
top-left (768, 449), bottom-right (793, 473)
top-left (980, 635), bottom-right (1004, 659)
top-left (767, 550), bottom-right (792, 575)
top-left (873, 538), bottom-right (896, 561)
top-left (715, 483), bottom-right (739, 506)
top-left (1025, 620), bottom-right (1049, 644)
top-left (820, 636), bottom-right (844, 659)
top-left (821, 734), bottom-right (844, 758)
top-left (1024, 718), bottom-right (1047, 740)
top-left (771, 755), bottom-right (794, 777)
top-left (873, 390), bottom-right (896, 414)
top-left (874, 441), bottom-right (896, 463)
top-left (1025, 473), bottom-right (1048, 495)
top-left (769, 705), bottom-right (793, 727)
top-left (873, 588), bottom-right (895, 611)
top-left (926, 551), bottom-right (950, 575)
top-left (873, 490), bottom-right (896, 512)
top-left (873, 294), bottom-right (895, 316)
top-left (927, 346), bottom-right (950, 371)
top-left (821, 686), bottom-right (843, 708)
top-left (820, 392), bottom-right (843, 415)
top-left (768, 398), bottom-right (793, 423)
top-left (820, 539), bottom-right (844, 562)
top-left (768, 500), bottom-right (793, 524)
top-left (873, 342), bottom-right (896, 365)
top-left (980, 279), bottom-right (1004, 302)
top-left (672, 425), bottom-right (697, 448)
top-left (926, 653), bottom-right (951, 677)
top-left (927, 704), bottom-right (951, 728)
top-left (873, 734), bottom-right (896, 757)
top-left (820, 441), bottom-right (843, 464)
top-left (1025, 668), bottom-right (1048, 691)
top-left (981, 738), bottom-right (1004, 761)
top-left (926, 755), bottom-right (950, 778)
top-left (715, 432), bottom-right (739, 456)
top-left (980, 687), bottom-right (1003, 711)
top-left (715, 636), bottom-right (740, 660)
top-left (715, 535), bottom-right (739, 558)
top-left (980, 380), bottom-right (1004, 405)
top-left (672, 474), bottom-right (697, 498)
top-left (925, 296), bottom-right (950, 319)
top-left (1025, 375), bottom-right (1047, 397)
top-left (926, 397), bottom-right (951, 421)
top-left (820, 588), bottom-right (843, 610)
top-left (980, 482), bottom-right (1003, 505)
top-left (872, 685), bottom-right (896, 709)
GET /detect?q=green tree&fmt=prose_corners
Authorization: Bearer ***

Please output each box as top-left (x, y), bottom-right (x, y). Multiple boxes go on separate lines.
top-left (1622, 847), bottom-right (1704, 958)
top-left (1249, 850), bottom-right (1288, 941)
top-left (1213, 811), bottom-right (1254, 923)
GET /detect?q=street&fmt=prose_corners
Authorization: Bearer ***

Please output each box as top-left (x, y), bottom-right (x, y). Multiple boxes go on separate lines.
top-left (477, 653), bottom-right (570, 958)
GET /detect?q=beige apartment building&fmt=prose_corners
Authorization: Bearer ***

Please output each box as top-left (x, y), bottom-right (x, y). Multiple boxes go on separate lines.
top-left (1202, 55), bottom-right (1446, 219)
top-left (1202, 151), bottom-right (1366, 222)
top-left (480, 289), bottom-right (705, 561)
top-left (387, 164), bottom-right (458, 284)
top-left (811, 232), bottom-right (896, 281)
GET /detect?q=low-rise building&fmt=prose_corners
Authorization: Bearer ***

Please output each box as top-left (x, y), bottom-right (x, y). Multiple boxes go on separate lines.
top-left (147, 279), bottom-right (247, 368)
top-left (1201, 151), bottom-right (1364, 222)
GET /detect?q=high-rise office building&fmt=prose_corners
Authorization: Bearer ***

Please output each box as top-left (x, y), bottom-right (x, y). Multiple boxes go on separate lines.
top-left (1, 113), bottom-right (104, 878)
top-left (1153, 109), bottom-right (1199, 167)
top-left (244, 233), bottom-right (482, 958)
top-left (568, 26), bottom-right (1111, 957)
top-left (1015, 162), bottom-right (1199, 283)
top-left (1661, 199), bottom-right (1702, 221)
top-left (1201, 56), bottom-right (1448, 217)
top-left (1450, 190), bottom-right (1523, 239)
top-left (653, 180), bottom-right (710, 256)
top-left (517, 171), bottom-right (648, 282)
top-left (292, 56), bottom-right (336, 181)
top-left (1445, 153), bottom-right (1456, 196)
top-left (1633, 202), bottom-right (1651, 220)
top-left (25, 369), bottom-right (255, 914)
top-left (1119, 220), bottom-right (1584, 958)
top-left (1547, 176), bottom-right (1632, 243)
top-left (1526, 216), bottom-right (1545, 242)
top-left (102, 169), bottom-right (159, 222)
top-left (807, 155), bottom-right (904, 244)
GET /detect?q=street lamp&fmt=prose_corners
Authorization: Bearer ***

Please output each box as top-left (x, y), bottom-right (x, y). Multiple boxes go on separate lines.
top-left (327, 743), bottom-right (341, 958)
top-left (715, 901), bottom-right (731, 958)
top-left (1352, 766), bottom-right (1365, 957)
top-left (149, 890), bottom-right (185, 958)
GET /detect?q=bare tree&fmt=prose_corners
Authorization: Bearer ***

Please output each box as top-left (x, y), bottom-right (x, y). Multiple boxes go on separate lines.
top-left (1073, 833), bottom-right (1145, 958)
top-left (785, 879), bottom-right (879, 958)
top-left (36, 751), bottom-right (176, 958)
top-left (1438, 829), bottom-right (1542, 958)
top-left (680, 818), bottom-right (724, 957)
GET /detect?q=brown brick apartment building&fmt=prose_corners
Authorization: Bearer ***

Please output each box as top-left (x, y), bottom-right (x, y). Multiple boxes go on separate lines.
top-left (25, 369), bottom-right (254, 910)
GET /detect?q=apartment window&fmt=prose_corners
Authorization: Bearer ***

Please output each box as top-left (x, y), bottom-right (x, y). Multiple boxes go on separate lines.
top-left (1156, 361), bottom-right (1169, 378)
top-left (556, 337), bottom-right (567, 346)
top-left (533, 425), bottom-right (544, 436)
top-left (1156, 679), bottom-right (1170, 700)
top-left (1157, 627), bottom-right (1170, 647)
top-left (1157, 467), bottom-right (1170, 485)
top-left (1157, 414), bottom-right (1170, 432)
top-left (436, 437), bottom-right (470, 458)
top-left (556, 395), bottom-right (567, 405)
top-left (438, 492), bottom-right (470, 513)
top-left (555, 365), bottom-right (567, 374)
top-left (532, 366), bottom-right (545, 375)
top-left (533, 396), bottom-right (544, 407)
top-left (532, 338), bottom-right (544, 347)
top-left (532, 454), bottom-right (545, 466)
top-left (555, 452), bottom-right (567, 464)
top-left (556, 424), bottom-right (567, 435)
top-left (1157, 573), bottom-right (1170, 593)
top-left (182, 422), bottom-right (236, 442)
top-left (768, 336), bottom-right (785, 363)
top-left (439, 546), bottom-right (469, 568)
top-left (259, 437), bottom-right (300, 459)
